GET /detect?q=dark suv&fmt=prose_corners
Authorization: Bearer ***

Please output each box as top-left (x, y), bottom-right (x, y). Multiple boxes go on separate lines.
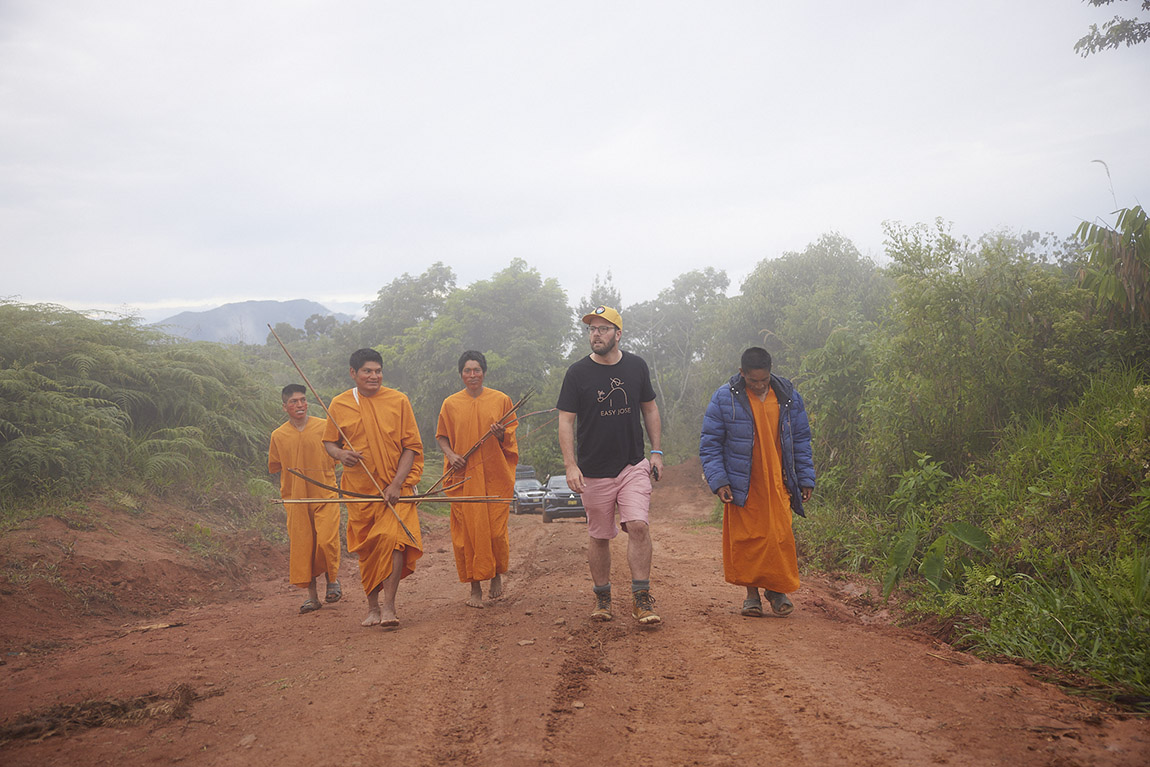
top-left (542, 475), bottom-right (585, 523)
top-left (512, 477), bottom-right (545, 514)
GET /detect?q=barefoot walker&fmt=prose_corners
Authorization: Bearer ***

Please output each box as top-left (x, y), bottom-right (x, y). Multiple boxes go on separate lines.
top-left (323, 348), bottom-right (424, 630)
top-left (700, 347), bottom-right (814, 618)
top-left (268, 384), bottom-right (342, 614)
top-left (436, 350), bottom-right (519, 609)
top-left (557, 306), bottom-right (663, 625)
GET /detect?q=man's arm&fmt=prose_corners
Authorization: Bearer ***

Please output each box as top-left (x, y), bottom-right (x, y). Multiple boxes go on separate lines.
top-left (557, 410), bottom-right (584, 494)
top-left (699, 388), bottom-right (733, 499)
top-left (324, 440), bottom-right (364, 468)
top-left (436, 435), bottom-right (466, 472)
top-left (268, 435), bottom-right (281, 475)
top-left (790, 389), bottom-right (815, 501)
top-left (640, 399), bottom-right (663, 481)
top-left (386, 448), bottom-right (418, 505)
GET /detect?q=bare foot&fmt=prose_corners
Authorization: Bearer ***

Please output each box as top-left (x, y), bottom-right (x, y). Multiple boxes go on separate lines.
top-left (467, 582), bottom-right (484, 608)
top-left (361, 608), bottom-right (382, 627)
top-left (489, 574), bottom-right (503, 600)
top-left (379, 608), bottom-right (399, 627)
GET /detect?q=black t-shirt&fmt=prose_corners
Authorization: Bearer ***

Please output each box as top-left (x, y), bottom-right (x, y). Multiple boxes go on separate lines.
top-left (556, 350), bottom-right (656, 478)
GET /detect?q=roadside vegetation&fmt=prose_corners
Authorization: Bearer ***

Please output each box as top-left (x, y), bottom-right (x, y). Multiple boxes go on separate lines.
top-left (0, 301), bottom-right (281, 536)
top-left (2, 204), bottom-right (1146, 700)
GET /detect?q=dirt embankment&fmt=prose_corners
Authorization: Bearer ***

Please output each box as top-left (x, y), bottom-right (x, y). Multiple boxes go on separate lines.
top-left (1, 459), bottom-right (1147, 766)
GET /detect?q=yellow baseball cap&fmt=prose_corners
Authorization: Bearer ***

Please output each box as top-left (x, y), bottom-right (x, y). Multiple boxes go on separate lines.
top-left (581, 305), bottom-right (622, 330)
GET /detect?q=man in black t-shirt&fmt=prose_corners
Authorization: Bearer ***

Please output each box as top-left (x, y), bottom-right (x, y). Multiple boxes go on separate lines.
top-left (557, 305), bottom-right (664, 625)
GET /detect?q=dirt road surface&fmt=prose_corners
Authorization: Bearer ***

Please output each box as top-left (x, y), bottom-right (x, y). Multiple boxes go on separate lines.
top-left (2, 459), bottom-right (1147, 766)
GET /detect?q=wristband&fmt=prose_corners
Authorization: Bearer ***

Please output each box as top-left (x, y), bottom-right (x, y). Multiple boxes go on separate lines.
top-left (650, 450), bottom-right (663, 455)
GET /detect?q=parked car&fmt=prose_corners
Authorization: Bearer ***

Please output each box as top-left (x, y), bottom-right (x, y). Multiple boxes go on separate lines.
top-left (512, 477), bottom-right (545, 515)
top-left (515, 464), bottom-right (536, 480)
top-left (542, 475), bottom-right (585, 523)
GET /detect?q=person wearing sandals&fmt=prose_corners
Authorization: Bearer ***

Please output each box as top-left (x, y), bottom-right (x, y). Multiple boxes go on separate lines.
top-left (436, 350), bottom-right (519, 609)
top-left (699, 347), bottom-right (814, 618)
top-left (558, 306), bottom-right (664, 626)
top-left (269, 384), bottom-right (342, 614)
top-left (324, 349), bottom-right (424, 630)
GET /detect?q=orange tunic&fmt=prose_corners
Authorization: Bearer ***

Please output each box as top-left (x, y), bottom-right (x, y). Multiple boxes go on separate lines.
top-left (722, 389), bottom-right (800, 593)
top-left (436, 388), bottom-right (518, 583)
top-left (323, 387), bottom-right (424, 595)
top-left (268, 416), bottom-right (341, 588)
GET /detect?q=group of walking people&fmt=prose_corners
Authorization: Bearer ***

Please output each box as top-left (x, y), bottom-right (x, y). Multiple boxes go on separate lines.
top-left (267, 305), bottom-right (815, 629)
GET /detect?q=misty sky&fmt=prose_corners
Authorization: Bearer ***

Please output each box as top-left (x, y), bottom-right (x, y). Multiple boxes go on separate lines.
top-left (2, 2), bottom-right (1147, 323)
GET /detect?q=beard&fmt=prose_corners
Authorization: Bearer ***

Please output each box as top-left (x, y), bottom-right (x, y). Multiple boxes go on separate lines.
top-left (591, 334), bottom-right (617, 356)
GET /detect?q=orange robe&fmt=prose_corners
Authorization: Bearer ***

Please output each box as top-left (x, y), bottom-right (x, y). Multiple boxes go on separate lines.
top-left (268, 416), bottom-right (341, 588)
top-left (323, 387), bottom-right (424, 595)
top-left (436, 388), bottom-right (518, 583)
top-left (722, 389), bottom-right (801, 593)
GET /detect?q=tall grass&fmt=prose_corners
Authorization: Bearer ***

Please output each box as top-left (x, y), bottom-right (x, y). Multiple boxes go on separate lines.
top-left (802, 366), bottom-right (1150, 698)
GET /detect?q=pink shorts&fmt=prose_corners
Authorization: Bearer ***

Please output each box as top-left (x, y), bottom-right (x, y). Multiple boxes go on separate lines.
top-left (581, 459), bottom-right (652, 540)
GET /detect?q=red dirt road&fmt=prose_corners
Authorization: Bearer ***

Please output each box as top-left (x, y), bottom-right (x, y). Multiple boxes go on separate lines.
top-left (1, 459), bottom-right (1147, 766)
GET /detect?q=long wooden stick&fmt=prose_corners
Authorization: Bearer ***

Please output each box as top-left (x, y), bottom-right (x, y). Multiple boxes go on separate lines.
top-left (286, 467), bottom-right (466, 500)
top-left (267, 324), bottom-right (417, 544)
top-left (274, 496), bottom-right (510, 505)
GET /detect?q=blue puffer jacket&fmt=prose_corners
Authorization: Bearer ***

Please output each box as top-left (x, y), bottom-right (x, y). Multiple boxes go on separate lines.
top-left (699, 372), bottom-right (815, 517)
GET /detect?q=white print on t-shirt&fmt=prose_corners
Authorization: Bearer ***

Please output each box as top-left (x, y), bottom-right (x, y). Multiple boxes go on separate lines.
top-left (596, 377), bottom-right (628, 406)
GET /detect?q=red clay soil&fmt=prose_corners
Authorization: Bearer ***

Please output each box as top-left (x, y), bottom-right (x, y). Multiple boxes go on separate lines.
top-left (1, 459), bottom-right (1147, 766)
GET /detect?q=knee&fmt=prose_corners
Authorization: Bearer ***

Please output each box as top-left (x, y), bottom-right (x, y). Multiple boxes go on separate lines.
top-left (626, 521), bottom-right (650, 541)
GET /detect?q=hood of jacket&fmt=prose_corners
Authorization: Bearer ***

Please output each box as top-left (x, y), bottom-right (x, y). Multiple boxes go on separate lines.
top-left (727, 372), bottom-right (794, 404)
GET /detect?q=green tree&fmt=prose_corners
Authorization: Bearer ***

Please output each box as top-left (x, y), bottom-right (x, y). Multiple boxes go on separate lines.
top-left (304, 313), bottom-right (338, 339)
top-left (1075, 0), bottom-right (1150, 56)
top-left (266, 322), bottom-right (303, 345)
top-left (707, 233), bottom-right (890, 377)
top-left (1076, 204), bottom-right (1150, 329)
top-left (626, 267), bottom-right (729, 457)
top-left (383, 259), bottom-right (572, 444)
top-left (856, 222), bottom-right (1103, 497)
top-left (356, 262), bottom-right (457, 348)
top-left (577, 271), bottom-right (623, 317)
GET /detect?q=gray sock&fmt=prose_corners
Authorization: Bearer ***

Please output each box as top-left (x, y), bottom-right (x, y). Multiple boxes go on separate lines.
top-left (631, 579), bottom-right (650, 593)
top-left (593, 583), bottom-right (611, 596)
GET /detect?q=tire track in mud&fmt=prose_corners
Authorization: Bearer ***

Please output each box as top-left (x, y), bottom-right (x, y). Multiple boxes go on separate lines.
top-left (535, 530), bottom-right (807, 767)
top-left (370, 515), bottom-right (587, 766)
top-left (644, 519), bottom-right (928, 767)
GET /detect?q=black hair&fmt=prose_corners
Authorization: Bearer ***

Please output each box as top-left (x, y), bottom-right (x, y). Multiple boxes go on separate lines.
top-left (281, 383), bottom-right (306, 402)
top-left (458, 350), bottom-right (488, 375)
top-left (349, 347), bottom-right (383, 371)
top-left (740, 347), bottom-right (772, 372)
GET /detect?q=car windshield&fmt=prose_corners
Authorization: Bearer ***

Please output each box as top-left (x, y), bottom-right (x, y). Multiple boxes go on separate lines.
top-left (515, 479), bottom-right (542, 490)
top-left (546, 476), bottom-right (571, 491)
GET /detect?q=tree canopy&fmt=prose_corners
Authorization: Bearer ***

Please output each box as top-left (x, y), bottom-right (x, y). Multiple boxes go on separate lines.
top-left (1075, 0), bottom-right (1150, 55)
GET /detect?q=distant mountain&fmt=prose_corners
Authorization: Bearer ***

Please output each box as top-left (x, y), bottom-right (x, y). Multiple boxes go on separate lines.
top-left (154, 299), bottom-right (354, 344)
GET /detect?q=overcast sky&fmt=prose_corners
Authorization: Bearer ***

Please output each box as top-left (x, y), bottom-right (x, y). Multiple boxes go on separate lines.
top-left (2, 1), bottom-right (1147, 323)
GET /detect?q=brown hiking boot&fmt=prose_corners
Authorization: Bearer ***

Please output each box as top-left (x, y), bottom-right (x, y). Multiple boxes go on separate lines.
top-left (590, 591), bottom-right (613, 621)
top-left (632, 589), bottom-right (661, 625)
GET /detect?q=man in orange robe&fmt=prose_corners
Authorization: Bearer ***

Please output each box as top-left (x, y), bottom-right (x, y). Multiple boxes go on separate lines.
top-left (700, 347), bottom-right (815, 618)
top-left (435, 351), bottom-right (518, 608)
top-left (268, 384), bottom-right (341, 614)
top-left (323, 348), bottom-right (423, 629)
